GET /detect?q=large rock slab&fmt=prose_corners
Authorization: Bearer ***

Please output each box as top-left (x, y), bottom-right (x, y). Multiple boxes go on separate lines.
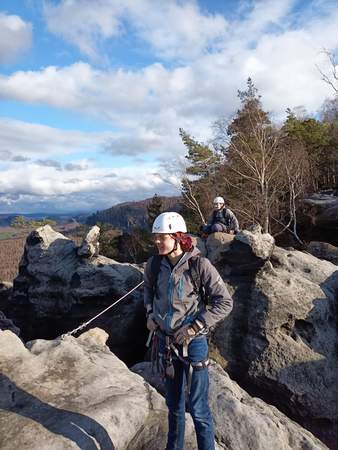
top-left (132, 361), bottom-right (327, 449)
top-left (1, 328), bottom-right (160, 450)
top-left (0, 281), bottom-right (12, 310)
top-left (77, 225), bottom-right (100, 258)
top-left (0, 311), bottom-right (20, 335)
top-left (205, 232), bottom-right (235, 264)
top-left (205, 226), bottom-right (275, 273)
top-left (307, 241), bottom-right (338, 265)
top-left (300, 193), bottom-right (338, 245)
top-left (212, 240), bottom-right (338, 448)
top-left (9, 225), bottom-right (146, 365)
top-left (0, 328), bottom-right (204, 450)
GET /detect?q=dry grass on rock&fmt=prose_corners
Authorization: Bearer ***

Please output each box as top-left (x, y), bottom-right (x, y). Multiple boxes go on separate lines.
top-left (0, 237), bottom-right (26, 282)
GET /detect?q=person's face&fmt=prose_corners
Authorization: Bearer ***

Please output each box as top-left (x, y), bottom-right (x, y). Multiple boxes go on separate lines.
top-left (213, 202), bottom-right (224, 211)
top-left (153, 233), bottom-right (175, 255)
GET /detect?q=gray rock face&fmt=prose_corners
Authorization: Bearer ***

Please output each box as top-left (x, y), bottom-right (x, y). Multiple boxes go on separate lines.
top-left (132, 361), bottom-right (327, 450)
top-left (307, 241), bottom-right (338, 265)
top-left (205, 232), bottom-right (235, 264)
top-left (0, 328), bottom-right (165, 450)
top-left (0, 311), bottom-right (20, 335)
top-left (212, 236), bottom-right (338, 448)
top-left (301, 194), bottom-right (338, 245)
top-left (209, 363), bottom-right (327, 450)
top-left (204, 226), bottom-right (275, 274)
top-left (0, 281), bottom-right (12, 309)
top-left (0, 328), bottom-right (209, 450)
top-left (9, 225), bottom-right (146, 365)
top-left (235, 225), bottom-right (275, 260)
top-left (77, 225), bottom-right (100, 258)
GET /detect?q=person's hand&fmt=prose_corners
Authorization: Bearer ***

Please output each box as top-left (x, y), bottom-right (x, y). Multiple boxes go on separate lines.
top-left (146, 313), bottom-right (158, 332)
top-left (174, 324), bottom-right (196, 345)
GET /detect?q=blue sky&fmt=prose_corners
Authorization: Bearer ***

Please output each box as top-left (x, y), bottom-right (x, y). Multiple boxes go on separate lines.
top-left (0, 0), bottom-right (337, 213)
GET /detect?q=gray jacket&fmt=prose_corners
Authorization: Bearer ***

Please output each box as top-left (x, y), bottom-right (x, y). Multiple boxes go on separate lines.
top-left (144, 247), bottom-right (233, 335)
top-left (209, 208), bottom-right (239, 233)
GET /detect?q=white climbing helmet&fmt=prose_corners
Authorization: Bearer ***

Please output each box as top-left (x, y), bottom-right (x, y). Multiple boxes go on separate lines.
top-left (152, 212), bottom-right (187, 233)
top-left (213, 196), bottom-right (225, 204)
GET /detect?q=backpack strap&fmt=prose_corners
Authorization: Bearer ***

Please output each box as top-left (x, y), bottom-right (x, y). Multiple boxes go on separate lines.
top-left (222, 208), bottom-right (231, 227)
top-left (150, 254), bottom-right (163, 298)
top-left (188, 256), bottom-right (201, 294)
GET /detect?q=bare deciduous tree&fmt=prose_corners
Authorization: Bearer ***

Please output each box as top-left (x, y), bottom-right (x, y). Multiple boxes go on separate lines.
top-left (317, 50), bottom-right (338, 94)
top-left (272, 141), bottom-right (310, 243)
top-left (216, 87), bottom-right (284, 234)
top-left (181, 177), bottom-right (207, 224)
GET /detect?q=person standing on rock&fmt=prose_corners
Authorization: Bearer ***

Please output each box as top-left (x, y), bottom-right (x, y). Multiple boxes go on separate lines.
top-left (144, 212), bottom-right (233, 450)
top-left (202, 196), bottom-right (239, 237)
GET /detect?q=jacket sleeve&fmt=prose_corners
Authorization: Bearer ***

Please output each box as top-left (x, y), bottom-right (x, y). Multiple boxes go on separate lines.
top-left (226, 209), bottom-right (239, 233)
top-left (143, 257), bottom-right (154, 309)
top-left (208, 211), bottom-right (215, 226)
top-left (197, 257), bottom-right (233, 329)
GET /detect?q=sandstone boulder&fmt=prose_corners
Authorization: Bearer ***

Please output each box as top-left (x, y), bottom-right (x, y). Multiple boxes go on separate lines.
top-left (0, 311), bottom-right (20, 335)
top-left (0, 280), bottom-right (12, 310)
top-left (0, 328), bottom-right (226, 450)
top-left (9, 225), bottom-right (145, 364)
top-left (77, 225), bottom-right (100, 258)
top-left (0, 328), bottom-right (165, 450)
top-left (307, 241), bottom-right (338, 265)
top-left (205, 226), bottom-right (275, 273)
top-left (300, 193), bottom-right (338, 245)
top-left (212, 238), bottom-right (338, 448)
top-left (190, 235), bottom-right (207, 256)
top-left (205, 232), bottom-right (234, 264)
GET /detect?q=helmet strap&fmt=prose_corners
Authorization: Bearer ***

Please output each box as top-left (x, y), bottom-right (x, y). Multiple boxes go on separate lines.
top-left (166, 236), bottom-right (178, 255)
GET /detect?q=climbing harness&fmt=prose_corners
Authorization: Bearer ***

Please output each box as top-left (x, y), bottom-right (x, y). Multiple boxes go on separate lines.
top-left (60, 280), bottom-right (144, 339)
top-left (150, 328), bottom-right (209, 394)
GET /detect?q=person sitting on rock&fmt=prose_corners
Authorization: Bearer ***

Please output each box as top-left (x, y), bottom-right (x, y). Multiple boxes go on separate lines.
top-left (144, 211), bottom-right (233, 450)
top-left (203, 196), bottom-right (239, 236)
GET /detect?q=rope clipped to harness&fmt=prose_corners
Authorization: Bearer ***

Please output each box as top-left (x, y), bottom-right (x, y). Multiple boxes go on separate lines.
top-left (165, 336), bottom-right (175, 379)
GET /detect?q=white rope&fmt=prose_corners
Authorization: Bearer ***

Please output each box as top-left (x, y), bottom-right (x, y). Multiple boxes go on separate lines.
top-left (60, 280), bottom-right (144, 339)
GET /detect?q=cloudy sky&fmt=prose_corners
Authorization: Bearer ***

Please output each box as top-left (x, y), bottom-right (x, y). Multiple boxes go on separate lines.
top-left (0, 0), bottom-right (337, 213)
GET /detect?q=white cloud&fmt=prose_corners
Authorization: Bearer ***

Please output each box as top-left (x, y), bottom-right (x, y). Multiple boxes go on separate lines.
top-left (3, 2), bottom-right (338, 129)
top-left (127, 1), bottom-right (228, 60)
top-left (0, 162), bottom-right (179, 212)
top-left (0, 117), bottom-right (112, 159)
top-left (2, 0), bottom-right (338, 213)
top-left (0, 117), bottom-right (184, 161)
top-left (43, 0), bottom-right (124, 60)
top-left (0, 13), bottom-right (32, 64)
top-left (43, 0), bottom-right (228, 61)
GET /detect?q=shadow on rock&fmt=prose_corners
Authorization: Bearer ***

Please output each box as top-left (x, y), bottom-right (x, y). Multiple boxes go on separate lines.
top-left (0, 373), bottom-right (115, 450)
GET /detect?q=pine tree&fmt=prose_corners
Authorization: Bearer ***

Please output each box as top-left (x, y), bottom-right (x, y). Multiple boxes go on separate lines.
top-left (179, 128), bottom-right (222, 230)
top-left (283, 108), bottom-right (337, 191)
top-left (216, 78), bottom-right (283, 233)
top-left (147, 194), bottom-right (163, 228)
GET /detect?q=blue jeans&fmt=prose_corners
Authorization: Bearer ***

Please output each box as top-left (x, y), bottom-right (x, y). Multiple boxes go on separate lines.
top-left (162, 336), bottom-right (215, 450)
top-left (203, 223), bottom-right (227, 234)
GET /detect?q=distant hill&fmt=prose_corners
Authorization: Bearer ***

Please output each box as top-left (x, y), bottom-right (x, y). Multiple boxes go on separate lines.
top-left (86, 196), bottom-right (183, 231)
top-left (0, 213), bottom-right (83, 227)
